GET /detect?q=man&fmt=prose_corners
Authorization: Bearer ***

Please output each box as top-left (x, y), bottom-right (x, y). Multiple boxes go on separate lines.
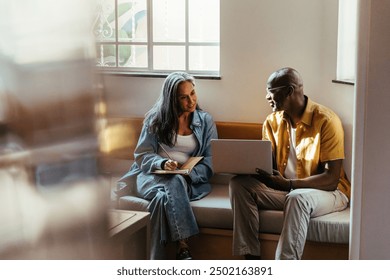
top-left (229, 67), bottom-right (350, 260)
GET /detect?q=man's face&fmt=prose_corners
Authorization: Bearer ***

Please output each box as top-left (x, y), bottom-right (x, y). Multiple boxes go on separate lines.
top-left (265, 85), bottom-right (291, 112)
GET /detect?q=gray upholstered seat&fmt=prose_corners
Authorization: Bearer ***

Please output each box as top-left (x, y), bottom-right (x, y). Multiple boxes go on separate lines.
top-left (113, 165), bottom-right (350, 244)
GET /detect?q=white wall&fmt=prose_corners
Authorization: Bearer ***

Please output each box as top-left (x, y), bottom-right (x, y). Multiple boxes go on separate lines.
top-left (351, 0), bottom-right (390, 260)
top-left (102, 0), bottom-right (355, 178)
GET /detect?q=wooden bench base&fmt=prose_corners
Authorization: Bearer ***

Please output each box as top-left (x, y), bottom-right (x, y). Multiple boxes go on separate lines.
top-left (186, 228), bottom-right (349, 260)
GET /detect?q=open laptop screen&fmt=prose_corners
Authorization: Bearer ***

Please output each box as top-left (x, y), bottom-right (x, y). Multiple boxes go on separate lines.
top-left (211, 139), bottom-right (273, 175)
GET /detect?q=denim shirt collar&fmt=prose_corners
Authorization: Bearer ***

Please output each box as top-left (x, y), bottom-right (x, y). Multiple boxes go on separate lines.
top-left (189, 109), bottom-right (204, 155)
top-left (190, 109), bottom-right (202, 129)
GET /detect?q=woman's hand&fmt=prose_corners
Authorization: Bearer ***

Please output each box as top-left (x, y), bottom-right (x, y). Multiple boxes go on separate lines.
top-left (164, 159), bottom-right (179, 171)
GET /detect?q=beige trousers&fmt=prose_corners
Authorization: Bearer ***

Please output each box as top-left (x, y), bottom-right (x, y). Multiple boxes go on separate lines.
top-left (229, 175), bottom-right (348, 259)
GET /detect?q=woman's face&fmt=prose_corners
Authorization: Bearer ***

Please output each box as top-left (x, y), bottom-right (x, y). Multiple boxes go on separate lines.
top-left (177, 81), bottom-right (197, 114)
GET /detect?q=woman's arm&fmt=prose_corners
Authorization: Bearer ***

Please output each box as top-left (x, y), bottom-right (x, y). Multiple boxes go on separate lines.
top-left (134, 123), bottom-right (167, 173)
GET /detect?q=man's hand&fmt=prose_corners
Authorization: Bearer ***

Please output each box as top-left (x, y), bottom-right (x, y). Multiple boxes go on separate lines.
top-left (255, 168), bottom-right (290, 191)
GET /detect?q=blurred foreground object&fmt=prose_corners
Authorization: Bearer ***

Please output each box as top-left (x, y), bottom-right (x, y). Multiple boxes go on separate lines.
top-left (0, 0), bottom-right (113, 259)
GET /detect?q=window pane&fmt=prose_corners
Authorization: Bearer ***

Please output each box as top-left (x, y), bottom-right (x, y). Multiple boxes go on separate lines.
top-left (118, 45), bottom-right (148, 67)
top-left (118, 0), bottom-right (147, 42)
top-left (189, 0), bottom-right (220, 43)
top-left (189, 46), bottom-right (219, 71)
top-left (337, 0), bottom-right (357, 81)
top-left (153, 0), bottom-right (185, 42)
top-left (93, 0), bottom-right (220, 75)
top-left (94, 0), bottom-right (116, 42)
top-left (96, 44), bottom-right (116, 67)
top-left (153, 46), bottom-right (185, 70)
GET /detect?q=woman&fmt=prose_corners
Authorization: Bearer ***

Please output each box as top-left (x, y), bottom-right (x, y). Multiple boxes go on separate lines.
top-left (118, 72), bottom-right (218, 259)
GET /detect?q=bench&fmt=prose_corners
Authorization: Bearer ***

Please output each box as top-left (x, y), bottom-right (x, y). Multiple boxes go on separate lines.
top-left (98, 117), bottom-right (350, 260)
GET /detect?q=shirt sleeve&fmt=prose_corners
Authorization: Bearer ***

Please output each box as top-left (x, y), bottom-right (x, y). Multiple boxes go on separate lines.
top-left (319, 113), bottom-right (345, 162)
top-left (134, 123), bottom-right (166, 173)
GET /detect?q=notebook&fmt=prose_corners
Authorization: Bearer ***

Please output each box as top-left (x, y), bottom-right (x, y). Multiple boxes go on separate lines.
top-left (211, 139), bottom-right (273, 175)
top-left (153, 156), bottom-right (203, 175)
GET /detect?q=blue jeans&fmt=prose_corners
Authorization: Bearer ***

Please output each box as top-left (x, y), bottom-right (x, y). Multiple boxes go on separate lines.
top-left (229, 175), bottom-right (349, 259)
top-left (137, 173), bottom-right (198, 259)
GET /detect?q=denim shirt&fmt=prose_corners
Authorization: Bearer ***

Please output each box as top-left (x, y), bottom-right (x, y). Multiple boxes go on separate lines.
top-left (118, 109), bottom-right (218, 201)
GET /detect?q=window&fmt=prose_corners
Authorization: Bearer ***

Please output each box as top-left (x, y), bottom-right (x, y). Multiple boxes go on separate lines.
top-left (336, 0), bottom-right (358, 83)
top-left (93, 0), bottom-right (220, 76)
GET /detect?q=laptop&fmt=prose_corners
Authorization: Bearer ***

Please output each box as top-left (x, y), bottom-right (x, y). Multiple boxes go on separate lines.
top-left (211, 139), bottom-right (273, 175)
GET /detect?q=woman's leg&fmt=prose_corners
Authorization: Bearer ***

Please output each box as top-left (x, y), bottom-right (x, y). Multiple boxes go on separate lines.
top-left (137, 174), bottom-right (198, 259)
top-left (163, 175), bottom-right (199, 241)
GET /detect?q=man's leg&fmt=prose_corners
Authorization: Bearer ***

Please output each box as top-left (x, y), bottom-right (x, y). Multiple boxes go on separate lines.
top-left (229, 175), bottom-right (286, 256)
top-left (275, 189), bottom-right (348, 260)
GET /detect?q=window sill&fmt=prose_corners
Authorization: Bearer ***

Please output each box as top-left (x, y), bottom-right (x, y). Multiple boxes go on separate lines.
top-left (332, 79), bottom-right (355, 86)
top-left (97, 70), bottom-right (221, 80)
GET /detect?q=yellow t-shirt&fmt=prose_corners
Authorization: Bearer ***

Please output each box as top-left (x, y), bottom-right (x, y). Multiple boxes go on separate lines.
top-left (262, 97), bottom-right (351, 199)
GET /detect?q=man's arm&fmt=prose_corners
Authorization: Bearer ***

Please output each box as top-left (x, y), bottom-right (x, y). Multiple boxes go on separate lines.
top-left (256, 159), bottom-right (342, 192)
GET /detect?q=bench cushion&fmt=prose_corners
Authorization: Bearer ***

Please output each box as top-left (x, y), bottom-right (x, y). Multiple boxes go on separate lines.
top-left (190, 184), bottom-right (285, 233)
top-left (116, 180), bottom-right (349, 244)
top-left (118, 195), bottom-right (149, 212)
top-left (307, 207), bottom-right (350, 244)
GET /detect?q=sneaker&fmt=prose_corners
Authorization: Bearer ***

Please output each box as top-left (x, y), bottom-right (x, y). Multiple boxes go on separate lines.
top-left (176, 248), bottom-right (192, 260)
